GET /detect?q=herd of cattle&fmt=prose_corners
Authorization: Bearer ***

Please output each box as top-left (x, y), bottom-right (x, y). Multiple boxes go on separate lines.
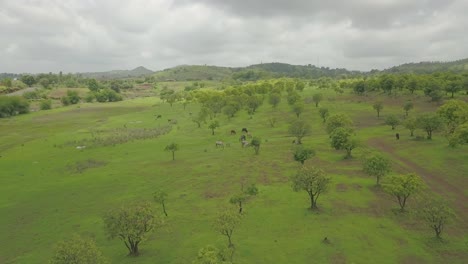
top-left (216, 128), bottom-right (252, 148)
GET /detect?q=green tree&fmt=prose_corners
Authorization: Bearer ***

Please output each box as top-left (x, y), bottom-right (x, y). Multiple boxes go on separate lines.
top-left (437, 99), bottom-right (468, 134)
top-left (444, 79), bottom-right (461, 98)
top-left (383, 173), bottom-right (425, 212)
top-left (293, 146), bottom-right (315, 165)
top-left (312, 93), bottom-right (323, 107)
top-left (229, 184), bottom-right (258, 213)
top-left (154, 189), bottom-right (168, 216)
top-left (291, 166), bottom-right (330, 210)
top-left (250, 137), bottom-right (261, 155)
top-left (417, 196), bottom-right (455, 239)
top-left (292, 102), bottom-right (304, 118)
top-left (295, 81), bottom-right (306, 92)
top-left (373, 101), bottom-right (383, 118)
top-left (325, 114), bottom-right (353, 134)
top-left (164, 143), bottom-right (179, 161)
top-left (385, 114), bottom-right (400, 130)
top-left (417, 114), bottom-right (443, 139)
top-left (403, 116), bottom-right (418, 136)
top-left (318, 108), bottom-right (329, 123)
top-left (449, 123), bottom-right (468, 147)
top-left (214, 210), bottom-right (242, 248)
top-left (192, 245), bottom-right (232, 264)
top-left (39, 77), bottom-right (51, 89)
top-left (103, 202), bottom-right (161, 256)
top-left (40, 99), bottom-right (52, 110)
top-left (362, 154), bottom-right (391, 185)
top-left (20, 75), bottom-right (36, 87)
top-left (288, 119), bottom-right (312, 144)
top-left (287, 91), bottom-right (301, 105)
top-left (330, 127), bottom-right (358, 158)
top-left (87, 79), bottom-right (100, 92)
top-left (67, 90), bottom-right (81, 104)
top-left (208, 120), bottom-right (220, 136)
top-left (268, 93), bottom-right (281, 108)
top-left (50, 235), bottom-right (108, 264)
top-left (2, 78), bottom-right (12, 88)
top-left (403, 101), bottom-right (414, 117)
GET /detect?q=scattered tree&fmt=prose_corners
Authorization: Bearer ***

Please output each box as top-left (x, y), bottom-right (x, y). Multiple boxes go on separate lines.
top-left (40, 100), bottom-right (52, 110)
top-left (208, 120), bottom-right (220, 135)
top-left (403, 117), bottom-right (418, 136)
top-left (20, 75), bottom-right (36, 87)
top-left (312, 93), bottom-right (323, 107)
top-left (192, 245), bottom-right (233, 264)
top-left (362, 153), bottom-right (391, 185)
top-left (330, 127), bottom-right (358, 158)
top-left (103, 202), bottom-right (161, 256)
top-left (268, 93), bottom-right (281, 108)
top-left (213, 210), bottom-right (242, 248)
top-left (417, 196), bottom-right (455, 239)
top-left (416, 114), bottom-right (443, 139)
top-left (403, 101), bottom-right (414, 117)
top-left (291, 166), bottom-right (330, 210)
top-left (318, 107), bottom-right (329, 123)
top-left (164, 143), bottom-right (179, 161)
top-left (385, 115), bottom-right (400, 130)
top-left (250, 137), bottom-right (261, 155)
top-left (325, 114), bottom-right (353, 134)
top-left (229, 184), bottom-right (258, 213)
top-left (383, 173), bottom-right (425, 212)
top-left (154, 189), bottom-right (168, 216)
top-left (373, 101), bottom-right (383, 118)
top-left (292, 102), bottom-right (304, 118)
top-left (50, 235), bottom-right (108, 264)
top-left (293, 146), bottom-right (315, 165)
top-left (288, 119), bottom-right (312, 144)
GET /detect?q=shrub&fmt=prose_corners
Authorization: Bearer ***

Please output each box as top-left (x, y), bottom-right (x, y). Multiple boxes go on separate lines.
top-left (40, 99), bottom-right (52, 110)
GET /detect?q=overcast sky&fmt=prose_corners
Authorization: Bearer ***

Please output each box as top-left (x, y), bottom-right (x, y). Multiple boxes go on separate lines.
top-left (1, 0), bottom-right (467, 73)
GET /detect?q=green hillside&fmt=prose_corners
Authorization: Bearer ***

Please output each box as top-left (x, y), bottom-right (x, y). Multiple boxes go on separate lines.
top-left (385, 58), bottom-right (468, 74)
top-left (79, 66), bottom-right (154, 79)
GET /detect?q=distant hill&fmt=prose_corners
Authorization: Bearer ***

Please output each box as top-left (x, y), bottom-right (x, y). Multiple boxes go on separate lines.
top-left (384, 58), bottom-right (468, 74)
top-left (78, 66), bottom-right (154, 79)
top-left (152, 65), bottom-right (233, 81)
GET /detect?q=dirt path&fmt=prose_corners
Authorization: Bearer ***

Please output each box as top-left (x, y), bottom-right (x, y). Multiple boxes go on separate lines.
top-left (368, 138), bottom-right (467, 230)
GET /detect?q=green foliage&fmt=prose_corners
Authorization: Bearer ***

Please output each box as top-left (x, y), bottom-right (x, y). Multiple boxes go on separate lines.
top-left (208, 120), bottom-right (220, 135)
top-left (87, 79), bottom-right (100, 92)
top-left (416, 114), bottom-right (443, 139)
top-left (325, 114), bottom-right (353, 134)
top-left (291, 166), bottom-right (330, 210)
top-left (154, 189), bottom-right (168, 216)
top-left (268, 93), bottom-right (281, 108)
top-left (292, 102), bottom-right (304, 118)
top-left (213, 210), bottom-right (242, 247)
top-left (403, 101), bottom-right (414, 117)
top-left (192, 245), bottom-right (233, 264)
top-left (330, 127), bottom-right (358, 159)
top-left (403, 117), bottom-right (418, 136)
top-left (95, 89), bottom-right (123, 103)
top-left (103, 202), bottom-right (161, 256)
top-left (288, 119), bottom-right (311, 144)
top-left (312, 93), bottom-right (323, 107)
top-left (437, 99), bottom-right (468, 134)
top-left (383, 174), bottom-right (425, 211)
top-left (417, 196), bottom-right (455, 238)
top-left (385, 114), bottom-right (400, 130)
top-left (318, 107), bottom-right (329, 123)
top-left (287, 91), bottom-right (301, 106)
top-left (67, 90), bottom-right (81, 104)
top-left (449, 123), bottom-right (468, 147)
top-left (293, 146), bottom-right (315, 165)
top-left (40, 99), bottom-right (52, 110)
top-left (20, 75), bottom-right (36, 87)
top-left (250, 137), bottom-right (261, 155)
top-left (49, 235), bottom-right (108, 264)
top-left (229, 184), bottom-right (258, 213)
top-left (373, 101), bottom-right (383, 118)
top-left (362, 154), bottom-right (391, 185)
top-left (0, 96), bottom-right (30, 117)
top-left (353, 80), bottom-right (366, 95)
top-left (164, 143), bottom-right (179, 161)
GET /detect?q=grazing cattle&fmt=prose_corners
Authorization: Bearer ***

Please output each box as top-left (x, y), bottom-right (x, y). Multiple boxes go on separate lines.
top-left (168, 119), bottom-right (172, 122)
top-left (247, 132), bottom-right (252, 139)
top-left (241, 140), bottom-right (249, 148)
top-left (239, 135), bottom-right (246, 141)
top-left (230, 130), bottom-right (236, 135)
top-left (395, 133), bottom-right (400, 140)
top-left (215, 141), bottom-right (225, 148)
top-left (155, 114), bottom-right (162, 119)
top-left (242, 128), bottom-right (248, 133)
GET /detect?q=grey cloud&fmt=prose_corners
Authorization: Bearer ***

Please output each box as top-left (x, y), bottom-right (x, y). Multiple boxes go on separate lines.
top-left (0, 0), bottom-right (467, 73)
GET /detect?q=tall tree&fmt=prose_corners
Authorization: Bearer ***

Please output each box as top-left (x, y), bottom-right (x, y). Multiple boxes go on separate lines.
top-left (417, 114), bottom-right (443, 139)
top-left (312, 93), bottom-right (323, 107)
top-left (385, 115), bottom-right (401, 130)
top-left (325, 114), bottom-right (353, 134)
top-left (362, 154), bottom-right (391, 185)
top-left (318, 107), bottom-right (329, 123)
top-left (403, 101), bottom-right (414, 117)
top-left (164, 143), bottom-right (179, 161)
top-left (214, 210), bottom-right (242, 248)
top-left (268, 93), bottom-right (281, 108)
top-left (383, 173), bottom-right (425, 212)
top-left (373, 101), bottom-right (384, 118)
top-left (403, 116), bottom-right (418, 136)
top-left (208, 120), bottom-right (220, 136)
top-left (292, 102), bottom-right (304, 118)
top-left (291, 166), bottom-right (330, 210)
top-left (417, 196), bottom-right (455, 239)
top-left (103, 202), bottom-right (161, 256)
top-left (288, 119), bottom-right (312, 144)
top-left (330, 127), bottom-right (359, 159)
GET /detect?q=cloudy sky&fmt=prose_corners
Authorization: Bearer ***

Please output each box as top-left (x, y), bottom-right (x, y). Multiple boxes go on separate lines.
top-left (1, 0), bottom-right (467, 73)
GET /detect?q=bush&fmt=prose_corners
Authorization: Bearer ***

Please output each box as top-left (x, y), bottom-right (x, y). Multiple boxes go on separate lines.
top-left (85, 93), bottom-right (95, 103)
top-left (40, 100), bottom-right (52, 110)
top-left (0, 96), bottom-right (30, 117)
top-left (61, 96), bottom-right (71, 106)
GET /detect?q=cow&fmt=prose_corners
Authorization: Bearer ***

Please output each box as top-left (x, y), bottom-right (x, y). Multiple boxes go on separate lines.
top-left (230, 130), bottom-right (236, 135)
top-left (247, 132), bottom-right (252, 139)
top-left (241, 140), bottom-right (249, 148)
top-left (215, 141), bottom-right (225, 148)
top-left (242, 128), bottom-right (248, 133)
top-left (239, 135), bottom-right (246, 141)
top-left (155, 114), bottom-right (162, 119)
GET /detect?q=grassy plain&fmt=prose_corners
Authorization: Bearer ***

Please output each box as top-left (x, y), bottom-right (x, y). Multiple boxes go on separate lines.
top-left (0, 85), bottom-right (467, 263)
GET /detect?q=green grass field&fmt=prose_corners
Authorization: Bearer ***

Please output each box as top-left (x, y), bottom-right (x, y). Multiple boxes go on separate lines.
top-left (1, 86), bottom-right (467, 263)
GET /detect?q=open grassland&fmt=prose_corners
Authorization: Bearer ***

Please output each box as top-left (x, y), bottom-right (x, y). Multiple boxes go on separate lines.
top-left (0, 86), bottom-right (467, 264)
